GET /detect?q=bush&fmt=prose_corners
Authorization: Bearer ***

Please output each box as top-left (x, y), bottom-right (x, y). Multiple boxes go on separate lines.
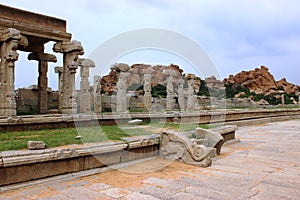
top-left (197, 80), bottom-right (210, 96)
top-left (152, 84), bottom-right (167, 98)
top-left (277, 86), bottom-right (284, 91)
top-left (225, 84), bottom-right (250, 99)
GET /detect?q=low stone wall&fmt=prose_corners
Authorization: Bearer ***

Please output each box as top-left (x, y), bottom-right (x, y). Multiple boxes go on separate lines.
top-left (15, 89), bottom-right (296, 115)
top-left (16, 89), bottom-right (58, 114)
top-left (0, 135), bottom-right (159, 186)
top-left (0, 109), bottom-right (299, 132)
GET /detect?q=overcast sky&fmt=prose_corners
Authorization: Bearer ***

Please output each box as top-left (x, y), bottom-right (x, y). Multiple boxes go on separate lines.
top-left (2, 0), bottom-right (300, 89)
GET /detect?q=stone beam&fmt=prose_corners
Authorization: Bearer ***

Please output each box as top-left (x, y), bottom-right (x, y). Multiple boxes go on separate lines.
top-left (28, 52), bottom-right (57, 62)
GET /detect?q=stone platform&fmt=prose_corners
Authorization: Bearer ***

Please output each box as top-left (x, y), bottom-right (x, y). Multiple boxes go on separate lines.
top-left (0, 108), bottom-right (300, 132)
top-left (0, 135), bottom-right (160, 186)
top-left (1, 120), bottom-right (299, 199)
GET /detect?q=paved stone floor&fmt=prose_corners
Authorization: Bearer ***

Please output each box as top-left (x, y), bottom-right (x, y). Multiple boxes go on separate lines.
top-left (1, 120), bottom-right (300, 200)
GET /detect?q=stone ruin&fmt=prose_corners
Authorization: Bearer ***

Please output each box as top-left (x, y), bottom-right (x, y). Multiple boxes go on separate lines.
top-left (160, 126), bottom-right (237, 167)
top-left (2, 4), bottom-right (298, 117)
top-left (0, 4), bottom-right (95, 117)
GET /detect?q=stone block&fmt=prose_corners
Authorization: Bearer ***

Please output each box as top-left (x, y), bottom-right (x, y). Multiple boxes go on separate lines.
top-left (27, 141), bottom-right (46, 150)
top-left (128, 119), bottom-right (143, 125)
top-left (194, 128), bottom-right (224, 155)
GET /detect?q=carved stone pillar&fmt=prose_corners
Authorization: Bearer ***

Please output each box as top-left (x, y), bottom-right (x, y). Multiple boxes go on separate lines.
top-left (28, 53), bottom-right (57, 114)
top-left (143, 74), bottom-right (152, 111)
top-left (163, 69), bottom-right (176, 111)
top-left (116, 72), bottom-right (129, 113)
top-left (281, 94), bottom-right (285, 107)
top-left (185, 73), bottom-right (196, 111)
top-left (111, 63), bottom-right (130, 113)
top-left (93, 76), bottom-right (102, 113)
top-left (177, 78), bottom-right (185, 111)
top-left (78, 58), bottom-right (95, 113)
top-left (54, 66), bottom-right (63, 111)
top-left (0, 28), bottom-right (23, 116)
top-left (298, 93), bottom-right (300, 108)
top-left (53, 41), bottom-right (84, 114)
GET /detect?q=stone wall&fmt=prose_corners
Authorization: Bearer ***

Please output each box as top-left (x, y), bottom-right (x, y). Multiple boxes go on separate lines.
top-left (16, 89), bottom-right (58, 114)
top-left (15, 89), bottom-right (282, 115)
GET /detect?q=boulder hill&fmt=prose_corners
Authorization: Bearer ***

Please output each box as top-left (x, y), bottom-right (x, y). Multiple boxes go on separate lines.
top-left (223, 66), bottom-right (299, 95)
top-left (100, 64), bottom-right (299, 97)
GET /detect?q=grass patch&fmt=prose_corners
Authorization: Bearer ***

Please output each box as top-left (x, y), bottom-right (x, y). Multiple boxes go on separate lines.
top-left (0, 122), bottom-right (215, 152)
top-left (0, 124), bottom-right (158, 152)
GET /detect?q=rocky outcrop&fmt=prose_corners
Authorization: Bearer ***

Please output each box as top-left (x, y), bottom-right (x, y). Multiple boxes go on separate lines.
top-left (224, 66), bottom-right (299, 95)
top-left (276, 78), bottom-right (299, 94)
top-left (100, 64), bottom-right (194, 95)
top-left (205, 76), bottom-right (225, 90)
top-left (224, 66), bottom-right (277, 94)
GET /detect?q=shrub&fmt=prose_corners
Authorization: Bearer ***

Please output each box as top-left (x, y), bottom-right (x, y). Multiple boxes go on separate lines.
top-left (152, 84), bottom-right (167, 98)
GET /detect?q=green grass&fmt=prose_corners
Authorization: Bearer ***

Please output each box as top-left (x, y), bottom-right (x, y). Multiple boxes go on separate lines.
top-left (0, 122), bottom-right (213, 152)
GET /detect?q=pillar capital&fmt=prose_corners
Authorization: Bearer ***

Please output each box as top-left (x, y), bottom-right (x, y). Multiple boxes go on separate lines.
top-left (78, 58), bottom-right (95, 68)
top-left (53, 40), bottom-right (84, 54)
top-left (28, 52), bottom-right (57, 63)
top-left (0, 28), bottom-right (21, 42)
top-left (162, 69), bottom-right (177, 77)
top-left (110, 63), bottom-right (130, 73)
top-left (54, 66), bottom-right (63, 74)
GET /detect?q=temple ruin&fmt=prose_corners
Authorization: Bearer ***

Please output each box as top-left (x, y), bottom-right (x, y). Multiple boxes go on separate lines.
top-left (0, 4), bottom-right (92, 116)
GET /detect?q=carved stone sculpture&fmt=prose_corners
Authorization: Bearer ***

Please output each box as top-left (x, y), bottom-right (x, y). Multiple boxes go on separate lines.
top-left (160, 130), bottom-right (217, 167)
top-left (160, 126), bottom-right (226, 167)
top-left (194, 127), bottom-right (225, 155)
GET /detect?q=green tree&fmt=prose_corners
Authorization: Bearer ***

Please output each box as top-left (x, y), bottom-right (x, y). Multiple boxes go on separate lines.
top-left (151, 84), bottom-right (167, 98)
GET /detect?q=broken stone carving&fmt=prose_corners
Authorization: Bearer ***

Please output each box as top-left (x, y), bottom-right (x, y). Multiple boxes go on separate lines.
top-left (194, 127), bottom-right (225, 155)
top-left (160, 127), bottom-right (225, 167)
